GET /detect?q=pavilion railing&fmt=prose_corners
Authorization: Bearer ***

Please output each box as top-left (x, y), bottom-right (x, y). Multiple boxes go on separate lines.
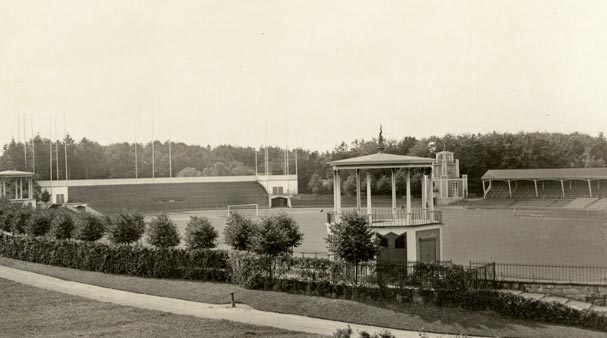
top-left (327, 208), bottom-right (442, 227)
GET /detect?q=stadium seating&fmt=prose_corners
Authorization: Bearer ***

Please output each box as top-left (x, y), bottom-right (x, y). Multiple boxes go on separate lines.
top-left (68, 182), bottom-right (269, 213)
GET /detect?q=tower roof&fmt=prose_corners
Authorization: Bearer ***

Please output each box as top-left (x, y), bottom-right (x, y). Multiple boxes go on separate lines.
top-left (328, 152), bottom-right (434, 170)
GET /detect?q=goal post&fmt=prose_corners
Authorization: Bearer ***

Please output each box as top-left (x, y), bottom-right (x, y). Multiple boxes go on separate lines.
top-left (227, 203), bottom-right (259, 217)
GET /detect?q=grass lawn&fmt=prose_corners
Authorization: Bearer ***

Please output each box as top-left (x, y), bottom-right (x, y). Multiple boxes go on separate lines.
top-left (0, 277), bottom-right (322, 338)
top-left (147, 206), bottom-right (607, 266)
top-left (1, 257), bottom-right (606, 338)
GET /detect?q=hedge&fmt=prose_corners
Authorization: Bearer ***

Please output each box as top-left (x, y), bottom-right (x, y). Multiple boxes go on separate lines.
top-left (0, 233), bottom-right (229, 281)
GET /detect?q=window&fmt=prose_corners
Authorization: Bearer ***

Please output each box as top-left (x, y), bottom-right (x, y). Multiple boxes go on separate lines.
top-left (452, 182), bottom-right (459, 197)
top-left (378, 235), bottom-right (388, 248)
top-left (56, 194), bottom-right (65, 204)
top-left (395, 234), bottom-right (406, 249)
top-left (272, 187), bottom-right (284, 195)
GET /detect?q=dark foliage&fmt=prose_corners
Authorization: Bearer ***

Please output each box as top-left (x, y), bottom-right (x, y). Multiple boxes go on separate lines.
top-left (146, 212), bottom-right (180, 248)
top-left (108, 210), bottom-right (145, 245)
top-left (74, 212), bottom-right (106, 241)
top-left (50, 211), bottom-right (75, 240)
top-left (223, 212), bottom-right (257, 251)
top-left (185, 216), bottom-right (217, 250)
top-left (26, 210), bottom-right (54, 237)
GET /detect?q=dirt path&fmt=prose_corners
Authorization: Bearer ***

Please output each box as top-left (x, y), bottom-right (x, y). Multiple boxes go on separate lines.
top-left (0, 265), bottom-right (484, 338)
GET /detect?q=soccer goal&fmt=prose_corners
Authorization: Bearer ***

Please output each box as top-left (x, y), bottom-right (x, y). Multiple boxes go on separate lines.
top-left (227, 203), bottom-right (259, 217)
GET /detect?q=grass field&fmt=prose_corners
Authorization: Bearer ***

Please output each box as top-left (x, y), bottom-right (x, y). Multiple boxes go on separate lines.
top-left (3, 257), bottom-right (607, 338)
top-left (145, 206), bottom-right (607, 266)
top-left (0, 277), bottom-right (320, 338)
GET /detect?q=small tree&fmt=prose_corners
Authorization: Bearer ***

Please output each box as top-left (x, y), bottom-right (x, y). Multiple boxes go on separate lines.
top-left (0, 200), bottom-right (17, 233)
top-left (185, 216), bottom-right (217, 249)
top-left (108, 210), bottom-right (145, 245)
top-left (40, 190), bottom-right (51, 203)
top-left (50, 211), bottom-right (75, 240)
top-left (26, 210), bottom-right (55, 237)
top-left (12, 207), bottom-right (33, 234)
top-left (252, 213), bottom-right (303, 276)
top-left (146, 212), bottom-right (180, 248)
top-left (326, 211), bottom-right (379, 284)
top-left (74, 212), bottom-right (106, 241)
top-left (307, 173), bottom-right (324, 194)
top-left (223, 212), bottom-right (256, 251)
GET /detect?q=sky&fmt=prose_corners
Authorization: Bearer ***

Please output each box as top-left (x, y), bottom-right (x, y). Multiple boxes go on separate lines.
top-left (1, 0), bottom-right (607, 151)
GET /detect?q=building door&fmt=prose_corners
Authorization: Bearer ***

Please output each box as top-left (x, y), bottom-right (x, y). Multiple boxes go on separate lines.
top-left (271, 197), bottom-right (288, 208)
top-left (56, 194), bottom-right (65, 204)
top-left (419, 238), bottom-right (436, 263)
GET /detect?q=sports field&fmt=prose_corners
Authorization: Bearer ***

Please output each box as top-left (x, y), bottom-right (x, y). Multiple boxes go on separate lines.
top-left (145, 206), bottom-right (607, 267)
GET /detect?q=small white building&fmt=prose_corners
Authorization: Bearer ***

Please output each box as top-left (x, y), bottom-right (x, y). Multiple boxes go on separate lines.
top-left (432, 151), bottom-right (468, 205)
top-left (326, 149), bottom-right (443, 263)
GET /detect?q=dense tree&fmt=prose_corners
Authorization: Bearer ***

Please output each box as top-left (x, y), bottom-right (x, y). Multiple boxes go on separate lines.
top-left (108, 210), bottom-right (146, 245)
top-left (252, 212), bottom-right (303, 257)
top-left (326, 211), bottom-right (379, 283)
top-left (146, 212), bottom-right (181, 248)
top-left (223, 212), bottom-right (257, 251)
top-left (74, 212), bottom-right (106, 241)
top-left (50, 211), bottom-right (75, 240)
top-left (185, 216), bottom-right (218, 249)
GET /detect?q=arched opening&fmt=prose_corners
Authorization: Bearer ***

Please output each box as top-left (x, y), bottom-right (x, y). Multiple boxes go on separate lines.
top-left (271, 197), bottom-right (288, 208)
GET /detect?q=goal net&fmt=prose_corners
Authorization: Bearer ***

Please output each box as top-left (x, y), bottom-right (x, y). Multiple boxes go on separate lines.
top-left (227, 203), bottom-right (259, 217)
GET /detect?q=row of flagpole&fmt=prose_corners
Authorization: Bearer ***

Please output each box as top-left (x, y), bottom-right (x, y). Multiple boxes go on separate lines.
top-left (14, 113), bottom-right (297, 182)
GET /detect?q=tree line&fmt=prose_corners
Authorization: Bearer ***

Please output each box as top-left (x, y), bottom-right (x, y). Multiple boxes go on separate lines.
top-left (1, 131), bottom-right (606, 195)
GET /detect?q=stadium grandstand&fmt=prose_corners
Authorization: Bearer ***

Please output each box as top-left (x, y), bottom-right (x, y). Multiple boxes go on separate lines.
top-left (477, 168), bottom-right (607, 210)
top-left (37, 175), bottom-right (297, 214)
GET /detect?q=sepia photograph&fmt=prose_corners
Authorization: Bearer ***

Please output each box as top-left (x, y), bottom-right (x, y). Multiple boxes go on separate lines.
top-left (1, 1), bottom-right (607, 337)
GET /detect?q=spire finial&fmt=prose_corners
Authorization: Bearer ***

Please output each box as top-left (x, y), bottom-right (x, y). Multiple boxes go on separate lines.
top-left (377, 125), bottom-right (385, 153)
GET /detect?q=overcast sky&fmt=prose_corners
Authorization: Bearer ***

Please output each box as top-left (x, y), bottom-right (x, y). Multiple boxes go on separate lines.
top-left (1, 0), bottom-right (607, 151)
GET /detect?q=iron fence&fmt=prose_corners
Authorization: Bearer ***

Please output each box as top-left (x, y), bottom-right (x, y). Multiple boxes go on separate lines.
top-left (470, 261), bottom-right (607, 285)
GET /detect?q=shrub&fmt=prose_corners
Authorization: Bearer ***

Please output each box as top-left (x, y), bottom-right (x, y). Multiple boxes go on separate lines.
top-left (50, 211), bottom-right (75, 239)
top-left (146, 212), bottom-right (180, 248)
top-left (0, 199), bottom-right (16, 232)
top-left (108, 210), bottom-right (145, 245)
top-left (0, 233), bottom-right (230, 281)
top-left (185, 216), bottom-right (217, 249)
top-left (74, 212), bottom-right (106, 241)
top-left (224, 212), bottom-right (257, 251)
top-left (9, 206), bottom-right (32, 234)
top-left (40, 190), bottom-right (51, 203)
top-left (252, 212), bottom-right (303, 257)
top-left (26, 210), bottom-right (54, 236)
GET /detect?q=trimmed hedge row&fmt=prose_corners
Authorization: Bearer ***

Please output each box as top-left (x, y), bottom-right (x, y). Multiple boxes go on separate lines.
top-left (0, 233), bottom-right (229, 281)
top-left (239, 276), bottom-right (607, 331)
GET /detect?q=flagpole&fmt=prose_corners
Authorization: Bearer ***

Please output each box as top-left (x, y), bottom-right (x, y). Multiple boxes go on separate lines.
top-left (49, 113), bottom-right (53, 198)
top-left (23, 113), bottom-right (27, 170)
top-left (54, 118), bottom-right (59, 181)
top-left (30, 114), bottom-right (35, 175)
top-left (168, 119), bottom-right (172, 178)
top-left (63, 112), bottom-right (68, 182)
top-left (134, 118), bottom-right (138, 179)
top-left (151, 113), bottom-right (155, 179)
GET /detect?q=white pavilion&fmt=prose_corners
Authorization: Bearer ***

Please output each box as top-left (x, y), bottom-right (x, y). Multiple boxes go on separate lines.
top-left (326, 142), bottom-right (443, 264)
top-left (0, 170), bottom-right (36, 207)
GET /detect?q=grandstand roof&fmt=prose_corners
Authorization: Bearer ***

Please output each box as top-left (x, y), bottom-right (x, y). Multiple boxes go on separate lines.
top-left (482, 168), bottom-right (607, 180)
top-left (329, 152), bottom-right (435, 170)
top-left (0, 170), bottom-right (34, 178)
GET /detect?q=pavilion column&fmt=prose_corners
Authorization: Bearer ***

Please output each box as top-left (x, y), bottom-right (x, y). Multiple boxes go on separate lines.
top-left (391, 169), bottom-right (396, 218)
top-left (534, 180), bottom-right (538, 198)
top-left (366, 171), bottom-right (372, 224)
top-left (421, 175), bottom-right (427, 210)
top-left (14, 179), bottom-right (18, 199)
top-left (588, 179), bottom-right (593, 198)
top-left (355, 169), bottom-right (361, 211)
top-left (19, 179), bottom-right (23, 199)
top-left (482, 180), bottom-right (487, 198)
top-left (333, 170), bottom-right (338, 213)
top-left (336, 170), bottom-right (342, 215)
top-left (29, 178), bottom-right (33, 199)
top-left (406, 169), bottom-right (412, 222)
top-left (428, 167), bottom-right (435, 220)
top-left (507, 180), bottom-right (512, 198)
top-left (560, 179), bottom-right (565, 198)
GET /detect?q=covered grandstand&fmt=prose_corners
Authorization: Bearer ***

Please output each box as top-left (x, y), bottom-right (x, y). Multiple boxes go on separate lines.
top-left (480, 168), bottom-right (607, 210)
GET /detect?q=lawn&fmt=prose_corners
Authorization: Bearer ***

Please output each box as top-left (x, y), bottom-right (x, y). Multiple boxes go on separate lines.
top-left (147, 206), bottom-right (607, 266)
top-left (1, 257), bottom-right (606, 338)
top-left (0, 277), bottom-right (321, 338)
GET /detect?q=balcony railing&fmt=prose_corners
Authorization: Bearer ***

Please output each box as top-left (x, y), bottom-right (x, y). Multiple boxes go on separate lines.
top-left (327, 207), bottom-right (442, 227)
